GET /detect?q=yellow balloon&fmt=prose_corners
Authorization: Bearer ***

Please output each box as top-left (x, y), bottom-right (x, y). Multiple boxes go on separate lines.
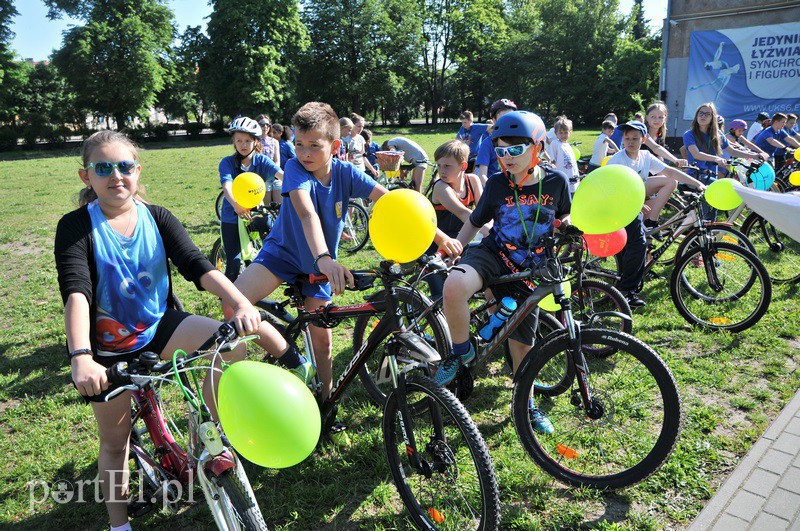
top-left (539, 281), bottom-right (572, 312)
top-left (790, 171), bottom-right (800, 187)
top-left (795, 149), bottom-right (800, 163)
top-left (369, 189), bottom-right (436, 263)
top-left (601, 155), bottom-right (611, 167)
top-left (231, 172), bottom-right (266, 209)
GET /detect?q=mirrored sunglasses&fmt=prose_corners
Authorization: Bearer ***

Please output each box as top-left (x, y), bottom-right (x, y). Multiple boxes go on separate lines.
top-left (85, 160), bottom-right (137, 177)
top-left (494, 143), bottom-right (532, 158)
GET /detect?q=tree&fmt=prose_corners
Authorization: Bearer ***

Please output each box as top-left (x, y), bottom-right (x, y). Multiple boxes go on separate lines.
top-left (629, 0), bottom-right (649, 41)
top-left (48, 0), bottom-right (174, 129)
top-left (598, 36), bottom-right (661, 120)
top-left (157, 26), bottom-right (209, 124)
top-left (419, 0), bottom-right (466, 123)
top-left (200, 0), bottom-right (308, 121)
top-left (0, 0), bottom-right (23, 124)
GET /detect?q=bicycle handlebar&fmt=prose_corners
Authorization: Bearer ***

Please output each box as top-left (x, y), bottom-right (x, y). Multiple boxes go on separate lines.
top-left (104, 310), bottom-right (272, 400)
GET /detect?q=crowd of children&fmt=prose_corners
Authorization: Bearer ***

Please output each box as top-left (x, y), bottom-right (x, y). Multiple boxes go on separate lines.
top-left (56, 94), bottom-right (799, 530)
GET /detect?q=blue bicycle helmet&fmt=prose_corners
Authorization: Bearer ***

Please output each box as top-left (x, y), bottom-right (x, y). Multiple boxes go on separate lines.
top-left (491, 111), bottom-right (547, 144)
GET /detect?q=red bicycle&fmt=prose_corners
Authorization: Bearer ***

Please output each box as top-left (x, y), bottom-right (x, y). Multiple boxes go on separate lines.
top-left (105, 318), bottom-right (269, 530)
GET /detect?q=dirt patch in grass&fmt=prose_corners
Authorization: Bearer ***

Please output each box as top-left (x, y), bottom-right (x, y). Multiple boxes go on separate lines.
top-left (0, 398), bottom-right (21, 414)
top-left (0, 240), bottom-right (48, 258)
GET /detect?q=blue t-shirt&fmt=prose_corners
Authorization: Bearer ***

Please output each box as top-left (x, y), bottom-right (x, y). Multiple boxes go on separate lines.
top-left (683, 129), bottom-right (730, 175)
top-left (469, 167), bottom-right (571, 269)
top-left (754, 126), bottom-right (789, 156)
top-left (279, 140), bottom-right (296, 171)
top-left (218, 153), bottom-right (281, 224)
top-left (89, 200), bottom-right (168, 355)
top-left (365, 141), bottom-right (380, 167)
top-left (457, 123), bottom-right (489, 158)
top-left (475, 133), bottom-right (500, 176)
top-left (259, 157), bottom-right (377, 273)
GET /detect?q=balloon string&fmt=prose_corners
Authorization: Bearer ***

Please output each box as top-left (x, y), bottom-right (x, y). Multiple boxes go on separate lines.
top-left (513, 175), bottom-right (543, 252)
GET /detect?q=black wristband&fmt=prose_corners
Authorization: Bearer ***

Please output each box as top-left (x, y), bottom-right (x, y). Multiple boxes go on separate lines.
top-left (68, 348), bottom-right (93, 360)
top-left (313, 252), bottom-right (333, 273)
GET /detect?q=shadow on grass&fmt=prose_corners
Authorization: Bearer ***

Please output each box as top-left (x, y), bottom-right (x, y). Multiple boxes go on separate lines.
top-left (0, 342), bottom-right (71, 401)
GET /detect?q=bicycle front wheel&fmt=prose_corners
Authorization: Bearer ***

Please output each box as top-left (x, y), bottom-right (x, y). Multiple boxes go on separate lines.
top-left (383, 375), bottom-right (501, 530)
top-left (741, 212), bottom-right (800, 284)
top-left (512, 329), bottom-right (682, 490)
top-left (356, 287), bottom-right (451, 407)
top-left (340, 201), bottom-right (370, 253)
top-left (670, 241), bottom-right (772, 332)
top-left (211, 466), bottom-right (268, 530)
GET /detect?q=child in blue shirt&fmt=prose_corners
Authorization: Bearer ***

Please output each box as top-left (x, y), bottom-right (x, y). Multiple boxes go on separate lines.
top-left (361, 128), bottom-right (380, 168)
top-left (456, 110), bottom-right (489, 171)
top-left (475, 99), bottom-right (518, 184)
top-left (753, 112), bottom-right (799, 167)
top-left (226, 102), bottom-right (461, 404)
top-left (436, 111), bottom-right (571, 434)
top-left (218, 117), bottom-right (283, 282)
top-left (271, 124), bottom-right (296, 170)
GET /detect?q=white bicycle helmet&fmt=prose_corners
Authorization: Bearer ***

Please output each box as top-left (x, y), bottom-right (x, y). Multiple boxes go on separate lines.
top-left (228, 116), bottom-right (261, 137)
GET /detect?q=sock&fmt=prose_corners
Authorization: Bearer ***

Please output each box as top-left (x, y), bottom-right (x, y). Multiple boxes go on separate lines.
top-left (644, 219), bottom-right (658, 229)
top-left (110, 523), bottom-right (132, 531)
top-left (279, 345), bottom-right (305, 369)
top-left (453, 340), bottom-right (471, 357)
top-left (528, 397), bottom-right (536, 410)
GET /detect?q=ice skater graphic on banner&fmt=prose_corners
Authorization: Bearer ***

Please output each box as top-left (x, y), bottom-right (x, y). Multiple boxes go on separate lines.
top-left (688, 42), bottom-right (741, 103)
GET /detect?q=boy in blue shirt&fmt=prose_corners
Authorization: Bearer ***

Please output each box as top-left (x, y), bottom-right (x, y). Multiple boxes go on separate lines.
top-left (475, 99), bottom-right (518, 184)
top-left (436, 111), bottom-right (571, 434)
top-left (227, 102), bottom-right (461, 403)
top-left (456, 110), bottom-right (489, 171)
top-left (754, 112), bottom-right (799, 168)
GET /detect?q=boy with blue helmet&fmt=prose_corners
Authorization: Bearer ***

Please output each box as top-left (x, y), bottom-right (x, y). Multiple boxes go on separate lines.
top-left (435, 110), bottom-right (572, 434)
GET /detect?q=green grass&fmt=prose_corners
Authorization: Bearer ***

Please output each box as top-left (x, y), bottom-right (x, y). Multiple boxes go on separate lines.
top-left (1, 126), bottom-right (798, 529)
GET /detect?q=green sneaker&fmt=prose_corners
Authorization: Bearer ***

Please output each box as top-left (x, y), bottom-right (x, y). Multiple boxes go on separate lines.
top-left (290, 359), bottom-right (316, 386)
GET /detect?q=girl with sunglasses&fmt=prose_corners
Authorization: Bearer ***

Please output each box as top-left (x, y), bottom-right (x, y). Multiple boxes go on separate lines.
top-left (218, 116), bottom-right (284, 282)
top-left (54, 130), bottom-right (261, 531)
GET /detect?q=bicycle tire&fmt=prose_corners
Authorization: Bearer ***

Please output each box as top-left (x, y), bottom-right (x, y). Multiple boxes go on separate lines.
top-left (529, 312), bottom-right (571, 397)
top-left (582, 253), bottom-right (622, 285)
top-left (741, 212), bottom-right (800, 284)
top-left (669, 241), bottom-right (771, 332)
top-left (512, 328), bottom-right (682, 490)
top-left (215, 191), bottom-right (225, 220)
top-left (339, 201), bottom-right (370, 253)
top-left (673, 224), bottom-right (756, 263)
top-left (212, 467), bottom-right (268, 530)
top-left (383, 375), bottom-right (501, 530)
top-left (564, 279), bottom-right (632, 358)
top-left (356, 287), bottom-right (451, 407)
top-left (210, 237), bottom-right (226, 274)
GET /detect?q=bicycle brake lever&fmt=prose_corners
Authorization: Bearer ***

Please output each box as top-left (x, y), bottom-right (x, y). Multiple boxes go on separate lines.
top-left (103, 384), bottom-right (138, 402)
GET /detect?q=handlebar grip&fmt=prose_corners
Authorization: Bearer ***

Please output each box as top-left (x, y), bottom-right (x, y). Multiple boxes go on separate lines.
top-left (106, 362), bottom-right (131, 386)
top-left (309, 273), bottom-right (328, 284)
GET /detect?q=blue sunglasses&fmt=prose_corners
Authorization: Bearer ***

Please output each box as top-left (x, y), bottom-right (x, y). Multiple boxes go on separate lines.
top-left (85, 160), bottom-right (137, 177)
top-left (494, 143), bottom-right (532, 158)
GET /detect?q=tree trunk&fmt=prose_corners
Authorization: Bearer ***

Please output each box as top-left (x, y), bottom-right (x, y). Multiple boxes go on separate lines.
top-left (114, 113), bottom-right (126, 131)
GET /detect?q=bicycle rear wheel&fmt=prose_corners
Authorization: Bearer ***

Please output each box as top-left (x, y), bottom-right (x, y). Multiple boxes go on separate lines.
top-left (741, 212), bottom-right (800, 284)
top-left (356, 287), bottom-right (450, 407)
top-left (670, 242), bottom-right (771, 332)
top-left (512, 329), bottom-right (682, 490)
top-left (216, 191), bottom-right (225, 220)
top-left (339, 201), bottom-right (370, 253)
top-left (210, 466), bottom-right (268, 530)
top-left (383, 375), bottom-right (501, 530)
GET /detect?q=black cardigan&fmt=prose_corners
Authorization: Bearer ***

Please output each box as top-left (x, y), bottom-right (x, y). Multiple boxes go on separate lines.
top-left (54, 203), bottom-right (214, 351)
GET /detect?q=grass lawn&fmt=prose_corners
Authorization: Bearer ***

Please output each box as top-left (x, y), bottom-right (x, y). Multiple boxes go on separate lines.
top-left (0, 125), bottom-right (798, 529)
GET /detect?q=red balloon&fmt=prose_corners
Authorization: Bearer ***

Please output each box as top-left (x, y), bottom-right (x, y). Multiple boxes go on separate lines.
top-left (583, 229), bottom-right (627, 257)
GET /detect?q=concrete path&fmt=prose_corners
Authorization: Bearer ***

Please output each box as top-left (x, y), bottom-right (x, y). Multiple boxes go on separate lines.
top-left (689, 389), bottom-right (800, 530)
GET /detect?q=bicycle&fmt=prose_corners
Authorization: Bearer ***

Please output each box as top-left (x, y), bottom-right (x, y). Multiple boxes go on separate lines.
top-left (585, 190), bottom-right (771, 332)
top-left (257, 262), bottom-right (501, 530)
top-left (210, 201), bottom-right (371, 278)
top-left (104, 319), bottom-right (270, 530)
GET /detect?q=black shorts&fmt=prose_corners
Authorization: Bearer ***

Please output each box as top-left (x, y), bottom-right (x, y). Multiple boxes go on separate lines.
top-left (74, 308), bottom-right (192, 403)
top-left (459, 243), bottom-right (539, 345)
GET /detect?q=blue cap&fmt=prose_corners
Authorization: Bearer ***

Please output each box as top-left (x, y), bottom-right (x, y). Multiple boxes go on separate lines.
top-left (619, 120), bottom-right (648, 137)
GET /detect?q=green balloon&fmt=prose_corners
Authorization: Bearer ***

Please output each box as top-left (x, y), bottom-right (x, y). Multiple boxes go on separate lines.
top-left (704, 179), bottom-right (743, 210)
top-left (571, 145), bottom-right (581, 160)
top-left (570, 165), bottom-right (645, 234)
top-left (218, 361), bottom-right (320, 468)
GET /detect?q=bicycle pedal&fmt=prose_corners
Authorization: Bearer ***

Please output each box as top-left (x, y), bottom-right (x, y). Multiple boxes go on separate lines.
top-left (328, 422), bottom-right (350, 446)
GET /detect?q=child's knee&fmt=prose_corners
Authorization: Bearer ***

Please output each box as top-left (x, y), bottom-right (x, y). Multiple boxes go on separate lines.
top-left (443, 274), bottom-right (473, 303)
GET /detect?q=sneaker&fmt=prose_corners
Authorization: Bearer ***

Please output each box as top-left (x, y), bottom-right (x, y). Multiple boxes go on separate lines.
top-left (625, 291), bottom-right (646, 308)
top-left (290, 359), bottom-right (316, 385)
top-left (529, 405), bottom-right (555, 435)
top-left (434, 344), bottom-right (476, 386)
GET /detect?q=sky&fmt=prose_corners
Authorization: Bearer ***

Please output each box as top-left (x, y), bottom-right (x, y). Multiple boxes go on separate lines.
top-left (10, 0), bottom-right (667, 62)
